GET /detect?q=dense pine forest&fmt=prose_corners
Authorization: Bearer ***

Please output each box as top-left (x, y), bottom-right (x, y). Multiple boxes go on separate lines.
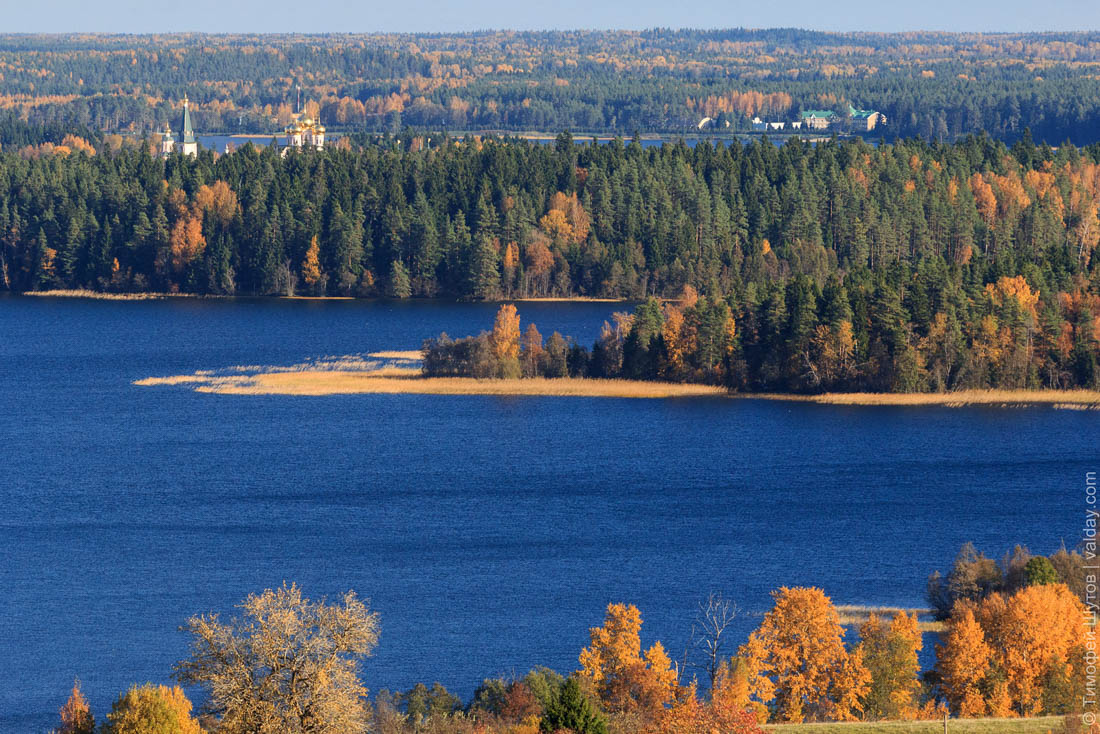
top-left (2, 31), bottom-right (1100, 142)
top-left (3, 132), bottom-right (1100, 391)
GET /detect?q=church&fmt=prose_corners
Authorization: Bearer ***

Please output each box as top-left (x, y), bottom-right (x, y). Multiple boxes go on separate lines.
top-left (284, 114), bottom-right (325, 151)
top-left (160, 97), bottom-right (198, 157)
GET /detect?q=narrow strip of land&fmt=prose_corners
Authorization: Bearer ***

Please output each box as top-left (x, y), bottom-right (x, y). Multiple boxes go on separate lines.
top-left (133, 353), bottom-right (1100, 404)
top-left (745, 390), bottom-right (1100, 407)
top-left (135, 368), bottom-right (727, 398)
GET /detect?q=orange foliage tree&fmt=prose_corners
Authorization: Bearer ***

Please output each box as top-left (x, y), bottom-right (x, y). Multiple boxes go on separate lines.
top-left (169, 214), bottom-right (206, 273)
top-left (937, 583), bottom-right (1085, 717)
top-left (739, 587), bottom-right (870, 723)
top-left (579, 603), bottom-right (678, 724)
top-left (539, 192), bottom-right (590, 245)
top-left (659, 678), bottom-right (764, 734)
top-left (56, 679), bottom-right (95, 734)
top-left (985, 275), bottom-right (1040, 323)
top-left (937, 606), bottom-right (992, 717)
top-left (301, 235), bottom-right (323, 291)
top-left (193, 180), bottom-right (239, 227)
top-left (102, 684), bottom-right (201, 734)
top-left (490, 303), bottom-right (522, 377)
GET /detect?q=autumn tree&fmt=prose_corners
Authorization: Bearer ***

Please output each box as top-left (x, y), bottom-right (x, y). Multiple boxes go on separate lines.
top-left (927, 542), bottom-right (1004, 619)
top-left (169, 214), bottom-right (205, 274)
top-left (739, 587), bottom-right (870, 723)
top-left (490, 303), bottom-right (522, 378)
top-left (193, 181), bottom-right (239, 227)
top-left (520, 322), bottom-right (545, 378)
top-left (301, 235), bottom-right (323, 292)
top-left (175, 583), bottom-right (380, 734)
top-left (523, 237), bottom-right (554, 297)
top-left (936, 605), bottom-right (993, 717)
top-left (101, 684), bottom-right (201, 734)
top-left (539, 192), bottom-right (590, 246)
top-left (937, 583), bottom-right (1085, 716)
top-left (660, 679), bottom-right (765, 734)
top-left (54, 679), bottom-right (95, 734)
top-left (978, 583), bottom-right (1085, 715)
top-left (579, 603), bottom-right (678, 724)
top-left (858, 612), bottom-right (922, 720)
top-left (712, 660), bottom-right (769, 725)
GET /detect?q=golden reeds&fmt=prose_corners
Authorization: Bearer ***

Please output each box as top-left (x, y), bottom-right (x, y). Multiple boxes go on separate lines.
top-left (745, 389), bottom-right (1100, 407)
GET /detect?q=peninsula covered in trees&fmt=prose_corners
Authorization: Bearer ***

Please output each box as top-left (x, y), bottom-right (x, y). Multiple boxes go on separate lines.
top-left (11, 131), bottom-right (1097, 393)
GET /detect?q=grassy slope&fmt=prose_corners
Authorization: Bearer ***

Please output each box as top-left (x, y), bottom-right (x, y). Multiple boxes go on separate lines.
top-left (765, 716), bottom-right (1065, 734)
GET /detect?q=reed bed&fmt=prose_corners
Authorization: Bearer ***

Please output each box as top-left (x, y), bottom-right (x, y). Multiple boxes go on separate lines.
top-left (746, 389), bottom-right (1100, 407)
top-left (834, 605), bottom-right (944, 633)
top-left (137, 366), bottom-right (727, 398)
top-left (22, 289), bottom-right (191, 300)
top-left (366, 350), bottom-right (423, 360)
top-left (512, 296), bottom-right (626, 302)
top-left (200, 372), bottom-right (728, 398)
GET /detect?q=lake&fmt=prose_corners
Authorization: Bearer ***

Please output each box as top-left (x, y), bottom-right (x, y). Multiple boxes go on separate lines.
top-left (0, 295), bottom-right (1088, 732)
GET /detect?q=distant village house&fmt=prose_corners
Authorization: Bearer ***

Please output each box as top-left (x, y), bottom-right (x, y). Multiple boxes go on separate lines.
top-left (801, 109), bottom-right (836, 131)
top-left (848, 104), bottom-right (884, 131)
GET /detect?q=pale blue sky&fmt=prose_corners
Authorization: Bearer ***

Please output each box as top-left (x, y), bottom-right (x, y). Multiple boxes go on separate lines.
top-left (7, 0), bottom-right (1099, 33)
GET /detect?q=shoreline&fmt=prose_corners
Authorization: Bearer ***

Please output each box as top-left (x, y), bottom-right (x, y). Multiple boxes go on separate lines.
top-left (133, 364), bottom-right (1100, 406)
top-left (742, 389), bottom-right (1100, 408)
top-left (16, 290), bottom-right (633, 304)
top-left (135, 369), bottom-right (728, 398)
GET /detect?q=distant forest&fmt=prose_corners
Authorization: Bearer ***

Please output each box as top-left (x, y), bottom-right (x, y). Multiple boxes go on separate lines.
top-left (2, 30), bottom-right (1100, 142)
top-left (2, 131), bottom-right (1099, 391)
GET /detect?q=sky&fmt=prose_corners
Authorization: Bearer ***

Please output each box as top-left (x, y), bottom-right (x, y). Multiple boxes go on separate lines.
top-left (6, 0), bottom-right (1100, 34)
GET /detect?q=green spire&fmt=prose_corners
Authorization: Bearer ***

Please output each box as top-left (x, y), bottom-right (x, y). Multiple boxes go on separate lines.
top-left (182, 97), bottom-right (194, 144)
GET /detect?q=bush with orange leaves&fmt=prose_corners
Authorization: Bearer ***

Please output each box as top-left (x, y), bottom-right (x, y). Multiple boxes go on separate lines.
top-left (936, 582), bottom-right (1086, 718)
top-left (579, 603), bottom-right (678, 727)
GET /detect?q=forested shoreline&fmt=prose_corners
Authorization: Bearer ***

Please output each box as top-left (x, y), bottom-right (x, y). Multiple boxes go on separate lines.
top-left (4, 31), bottom-right (1100, 142)
top-left (3, 132), bottom-right (1099, 392)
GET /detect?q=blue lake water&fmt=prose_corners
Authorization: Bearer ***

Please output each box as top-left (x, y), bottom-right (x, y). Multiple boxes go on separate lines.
top-left (0, 295), bottom-right (1089, 732)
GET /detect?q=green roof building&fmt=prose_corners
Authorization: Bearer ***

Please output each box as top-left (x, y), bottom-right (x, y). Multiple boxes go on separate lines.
top-left (801, 110), bottom-right (836, 129)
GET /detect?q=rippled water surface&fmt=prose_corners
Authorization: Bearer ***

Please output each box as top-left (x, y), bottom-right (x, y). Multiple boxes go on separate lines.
top-left (0, 294), bottom-right (1087, 731)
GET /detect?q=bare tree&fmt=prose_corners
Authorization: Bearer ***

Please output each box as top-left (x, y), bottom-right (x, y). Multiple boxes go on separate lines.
top-left (689, 593), bottom-right (739, 689)
top-left (175, 582), bottom-right (380, 734)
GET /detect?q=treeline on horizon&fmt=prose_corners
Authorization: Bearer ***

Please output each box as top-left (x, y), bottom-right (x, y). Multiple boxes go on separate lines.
top-left (4, 132), bottom-right (1100, 392)
top-left (48, 541), bottom-right (1089, 733)
top-left (2, 30), bottom-right (1100, 143)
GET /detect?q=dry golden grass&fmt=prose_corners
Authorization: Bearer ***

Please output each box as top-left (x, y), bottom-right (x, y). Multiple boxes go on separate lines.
top-left (512, 296), bottom-right (626, 302)
top-left (207, 372), bottom-right (727, 398)
top-left (366, 350), bottom-right (423, 360)
top-left (134, 375), bottom-right (222, 386)
top-left (765, 715), bottom-right (1064, 734)
top-left (137, 368), bottom-right (727, 398)
top-left (834, 605), bottom-right (945, 633)
top-left (282, 295), bottom-right (355, 300)
top-left (746, 389), bottom-right (1100, 408)
top-left (22, 289), bottom-right (193, 300)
